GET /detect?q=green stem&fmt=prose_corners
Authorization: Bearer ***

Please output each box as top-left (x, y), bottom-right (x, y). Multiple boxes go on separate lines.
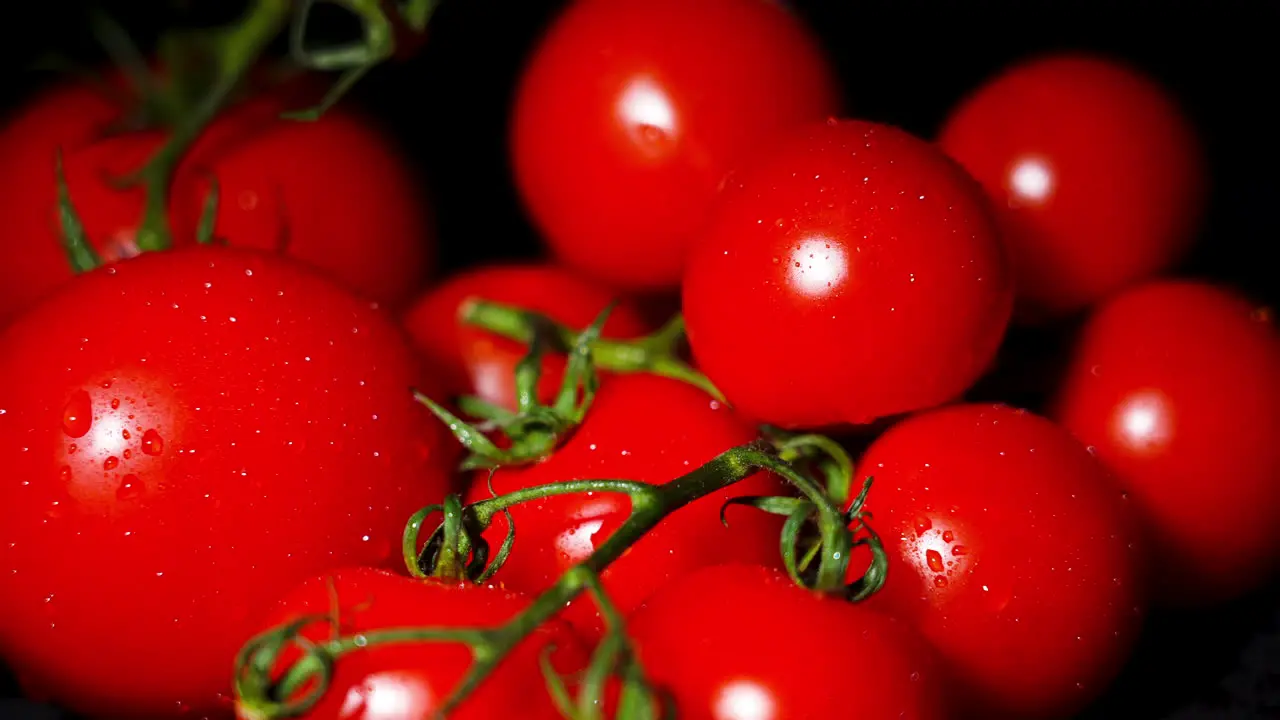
top-left (129, 0), bottom-right (291, 252)
top-left (461, 300), bottom-right (725, 403)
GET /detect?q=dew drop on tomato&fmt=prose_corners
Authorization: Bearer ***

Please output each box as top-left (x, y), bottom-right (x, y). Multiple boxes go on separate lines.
top-left (141, 429), bottom-right (164, 456)
top-left (116, 476), bottom-right (143, 501)
top-left (61, 390), bottom-right (92, 438)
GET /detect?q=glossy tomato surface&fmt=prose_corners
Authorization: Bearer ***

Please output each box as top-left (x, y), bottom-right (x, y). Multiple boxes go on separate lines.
top-left (683, 119), bottom-right (1013, 429)
top-left (0, 81), bottom-right (433, 326)
top-left (1053, 280), bottom-right (1280, 605)
top-left (938, 53), bottom-right (1205, 319)
top-left (402, 262), bottom-right (650, 409)
top-left (858, 403), bottom-right (1145, 718)
top-left (238, 567), bottom-right (586, 720)
top-left (0, 247), bottom-right (452, 718)
top-left (466, 374), bottom-right (786, 638)
top-left (628, 563), bottom-right (948, 720)
top-left (511, 0), bottom-right (841, 291)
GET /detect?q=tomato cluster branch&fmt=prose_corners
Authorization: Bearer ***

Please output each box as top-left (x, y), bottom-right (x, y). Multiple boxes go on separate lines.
top-left (53, 0), bottom-right (436, 272)
top-left (235, 429), bottom-right (886, 717)
top-left (461, 300), bottom-right (725, 403)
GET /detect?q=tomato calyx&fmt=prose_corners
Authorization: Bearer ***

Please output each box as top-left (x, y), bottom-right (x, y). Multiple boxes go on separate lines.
top-left (463, 300), bottom-right (725, 403)
top-left (415, 304), bottom-right (615, 470)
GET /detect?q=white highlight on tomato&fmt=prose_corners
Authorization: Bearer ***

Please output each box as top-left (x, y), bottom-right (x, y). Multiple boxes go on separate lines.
top-left (1008, 156), bottom-right (1055, 203)
top-left (617, 76), bottom-right (678, 148)
top-left (714, 679), bottom-right (776, 720)
top-left (788, 236), bottom-right (847, 297)
top-left (339, 671), bottom-right (431, 718)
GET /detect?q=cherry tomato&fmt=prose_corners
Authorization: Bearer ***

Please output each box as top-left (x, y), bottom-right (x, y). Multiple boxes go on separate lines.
top-left (938, 53), bottom-right (1205, 319)
top-left (627, 563), bottom-right (947, 720)
top-left (402, 262), bottom-right (650, 410)
top-left (858, 403), bottom-right (1145, 718)
top-left (238, 567), bottom-right (586, 720)
top-left (511, 0), bottom-right (841, 291)
top-left (683, 119), bottom-right (1013, 429)
top-left (465, 374), bottom-right (786, 638)
top-left (1053, 280), bottom-right (1280, 605)
top-left (0, 247), bottom-right (452, 718)
top-left (0, 81), bottom-right (434, 326)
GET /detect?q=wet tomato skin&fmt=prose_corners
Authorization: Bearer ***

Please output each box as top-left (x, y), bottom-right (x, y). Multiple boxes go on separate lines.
top-left (0, 247), bottom-right (452, 718)
top-left (465, 374), bottom-right (787, 639)
top-left (1053, 280), bottom-right (1280, 605)
top-left (402, 262), bottom-right (650, 410)
top-left (858, 403), bottom-right (1145, 719)
top-left (939, 53), bottom-right (1205, 319)
top-left (682, 119), bottom-right (1013, 429)
top-left (239, 567), bottom-right (587, 720)
top-left (0, 82), bottom-right (433, 327)
top-left (511, 0), bottom-right (841, 291)
top-left (627, 563), bottom-right (949, 720)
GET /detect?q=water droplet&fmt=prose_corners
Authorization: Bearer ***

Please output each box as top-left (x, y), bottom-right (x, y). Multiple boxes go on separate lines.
top-left (141, 429), bottom-right (164, 456)
top-left (58, 466), bottom-right (71, 483)
top-left (123, 449), bottom-right (132, 460)
top-left (352, 634), bottom-right (369, 647)
top-left (951, 545), bottom-right (969, 557)
top-left (925, 549), bottom-right (944, 573)
top-left (67, 444), bottom-right (77, 454)
top-left (934, 576), bottom-right (949, 588)
top-left (103, 456), bottom-right (119, 471)
top-left (61, 390), bottom-right (92, 438)
top-left (913, 516), bottom-right (932, 535)
top-left (942, 530), bottom-right (954, 543)
top-left (116, 475), bottom-right (143, 500)
top-left (110, 398), bottom-right (120, 410)
top-left (909, 671), bottom-right (921, 682)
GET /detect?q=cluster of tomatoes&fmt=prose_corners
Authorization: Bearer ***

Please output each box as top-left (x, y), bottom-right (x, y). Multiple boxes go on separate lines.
top-left (0, 0), bottom-right (1277, 719)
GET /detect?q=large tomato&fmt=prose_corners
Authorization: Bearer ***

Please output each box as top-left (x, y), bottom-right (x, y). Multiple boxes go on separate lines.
top-left (0, 247), bottom-right (452, 718)
top-left (0, 80), bottom-right (433, 326)
top-left (510, 0), bottom-right (841, 291)
top-left (858, 403), bottom-right (1145, 718)
top-left (465, 374), bottom-right (786, 638)
top-left (938, 53), bottom-right (1205, 319)
top-left (402, 262), bottom-right (650, 410)
top-left (682, 119), bottom-right (1013, 429)
top-left (237, 567), bottom-right (586, 720)
top-left (1053, 280), bottom-right (1280, 605)
top-left (627, 563), bottom-right (948, 720)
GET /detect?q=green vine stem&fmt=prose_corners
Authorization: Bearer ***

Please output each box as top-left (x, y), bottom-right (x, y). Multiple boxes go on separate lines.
top-left (415, 304), bottom-right (613, 470)
top-left (461, 300), bottom-right (725, 403)
top-left (124, 0), bottom-right (292, 253)
top-left (541, 572), bottom-right (666, 720)
top-left (235, 437), bottom-right (887, 718)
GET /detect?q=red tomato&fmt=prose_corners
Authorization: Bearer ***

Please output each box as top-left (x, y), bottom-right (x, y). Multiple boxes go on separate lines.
top-left (1053, 280), bottom-right (1280, 605)
top-left (238, 567), bottom-right (586, 720)
top-left (402, 262), bottom-right (650, 409)
top-left (465, 374), bottom-right (786, 638)
top-left (858, 403), bottom-right (1145, 718)
top-left (0, 247), bottom-right (452, 718)
top-left (628, 563), bottom-right (948, 720)
top-left (511, 0), bottom-right (841, 291)
top-left (938, 53), bottom-right (1205, 319)
top-left (0, 81), bottom-right (433, 326)
top-left (683, 119), bottom-right (1013, 429)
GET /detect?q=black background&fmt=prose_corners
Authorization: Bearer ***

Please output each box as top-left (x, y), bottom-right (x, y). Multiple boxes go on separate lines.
top-left (2, 1), bottom-right (1277, 718)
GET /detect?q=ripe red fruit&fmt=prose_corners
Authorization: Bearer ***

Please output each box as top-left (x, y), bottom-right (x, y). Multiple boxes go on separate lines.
top-left (939, 53), bottom-right (1206, 318)
top-left (683, 119), bottom-right (1013, 429)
